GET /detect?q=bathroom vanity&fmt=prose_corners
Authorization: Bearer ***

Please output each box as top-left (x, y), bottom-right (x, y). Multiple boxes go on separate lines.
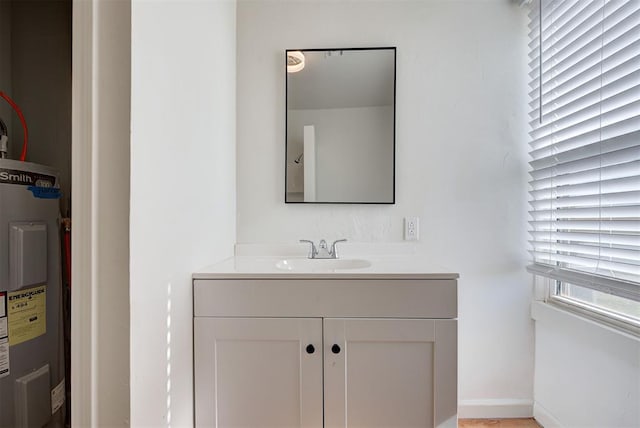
top-left (193, 249), bottom-right (458, 428)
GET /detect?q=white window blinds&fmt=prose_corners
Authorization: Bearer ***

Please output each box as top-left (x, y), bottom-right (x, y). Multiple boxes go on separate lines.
top-left (527, 0), bottom-right (640, 300)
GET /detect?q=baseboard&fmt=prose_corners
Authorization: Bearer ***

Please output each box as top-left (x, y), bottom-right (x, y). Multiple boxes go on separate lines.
top-left (533, 401), bottom-right (563, 428)
top-left (458, 399), bottom-right (533, 419)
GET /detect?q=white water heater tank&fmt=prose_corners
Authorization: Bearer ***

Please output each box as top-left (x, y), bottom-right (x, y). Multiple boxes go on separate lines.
top-left (0, 158), bottom-right (65, 427)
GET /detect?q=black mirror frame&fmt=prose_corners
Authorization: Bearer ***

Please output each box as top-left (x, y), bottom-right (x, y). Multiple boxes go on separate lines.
top-left (284, 46), bottom-right (396, 205)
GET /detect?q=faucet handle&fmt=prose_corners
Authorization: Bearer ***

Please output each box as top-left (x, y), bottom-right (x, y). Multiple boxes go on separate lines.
top-left (330, 239), bottom-right (347, 258)
top-left (299, 240), bottom-right (317, 259)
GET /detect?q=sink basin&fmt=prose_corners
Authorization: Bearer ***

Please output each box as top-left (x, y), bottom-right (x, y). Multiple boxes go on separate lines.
top-left (276, 258), bottom-right (372, 272)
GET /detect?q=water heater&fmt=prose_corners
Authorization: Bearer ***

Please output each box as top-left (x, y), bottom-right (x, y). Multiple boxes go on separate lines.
top-left (0, 158), bottom-right (65, 427)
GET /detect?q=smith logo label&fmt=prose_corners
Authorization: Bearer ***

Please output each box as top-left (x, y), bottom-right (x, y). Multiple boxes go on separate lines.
top-left (0, 168), bottom-right (56, 187)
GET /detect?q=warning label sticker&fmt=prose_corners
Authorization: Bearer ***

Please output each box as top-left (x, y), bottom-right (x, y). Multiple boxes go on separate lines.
top-left (8, 285), bottom-right (46, 346)
top-left (0, 337), bottom-right (9, 378)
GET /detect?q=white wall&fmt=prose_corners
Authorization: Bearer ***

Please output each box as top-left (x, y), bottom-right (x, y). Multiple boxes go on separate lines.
top-left (130, 0), bottom-right (236, 426)
top-left (237, 0), bottom-right (533, 417)
top-left (532, 303), bottom-right (640, 428)
top-left (10, 0), bottom-right (72, 213)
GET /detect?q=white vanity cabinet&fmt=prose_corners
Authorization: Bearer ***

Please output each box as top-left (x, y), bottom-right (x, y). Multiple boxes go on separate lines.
top-left (194, 275), bottom-right (458, 428)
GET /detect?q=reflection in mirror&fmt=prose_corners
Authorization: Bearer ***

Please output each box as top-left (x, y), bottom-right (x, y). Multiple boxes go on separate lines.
top-left (286, 47), bottom-right (396, 204)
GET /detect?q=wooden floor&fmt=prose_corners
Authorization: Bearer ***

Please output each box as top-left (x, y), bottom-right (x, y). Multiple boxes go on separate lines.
top-left (459, 418), bottom-right (542, 428)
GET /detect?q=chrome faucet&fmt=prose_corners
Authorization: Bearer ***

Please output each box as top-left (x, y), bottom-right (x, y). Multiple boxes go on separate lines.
top-left (300, 239), bottom-right (347, 259)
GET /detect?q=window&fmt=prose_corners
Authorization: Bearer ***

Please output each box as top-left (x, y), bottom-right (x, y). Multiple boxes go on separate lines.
top-left (527, 0), bottom-right (640, 329)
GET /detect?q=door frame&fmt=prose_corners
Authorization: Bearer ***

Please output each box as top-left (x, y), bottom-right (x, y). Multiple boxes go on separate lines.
top-left (71, 0), bottom-right (131, 424)
top-left (70, 1), bottom-right (94, 423)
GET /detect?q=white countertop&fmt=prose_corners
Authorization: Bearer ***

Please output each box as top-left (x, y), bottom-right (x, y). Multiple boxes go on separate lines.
top-left (193, 244), bottom-right (459, 280)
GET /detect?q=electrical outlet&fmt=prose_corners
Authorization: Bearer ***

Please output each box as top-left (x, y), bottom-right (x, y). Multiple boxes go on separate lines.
top-left (404, 217), bottom-right (419, 241)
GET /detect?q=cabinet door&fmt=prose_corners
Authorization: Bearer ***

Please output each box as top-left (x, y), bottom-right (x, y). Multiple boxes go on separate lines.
top-left (195, 317), bottom-right (323, 428)
top-left (324, 319), bottom-right (457, 428)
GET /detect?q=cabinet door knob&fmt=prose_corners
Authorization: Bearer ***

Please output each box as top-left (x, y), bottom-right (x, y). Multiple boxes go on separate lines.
top-left (331, 344), bottom-right (341, 354)
top-left (306, 344), bottom-right (315, 354)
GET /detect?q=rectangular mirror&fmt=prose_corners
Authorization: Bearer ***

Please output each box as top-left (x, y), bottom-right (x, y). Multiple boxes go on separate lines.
top-left (285, 47), bottom-right (396, 204)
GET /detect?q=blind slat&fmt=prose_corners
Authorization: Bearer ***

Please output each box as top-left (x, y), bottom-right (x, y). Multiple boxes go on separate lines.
top-left (529, 219), bottom-right (640, 232)
top-left (530, 204), bottom-right (640, 220)
top-left (530, 190), bottom-right (640, 209)
top-left (530, 160), bottom-right (640, 190)
top-left (530, 252), bottom-right (640, 279)
top-left (530, 243), bottom-right (640, 263)
top-left (530, 230), bottom-right (640, 246)
top-left (529, 175), bottom-right (640, 199)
